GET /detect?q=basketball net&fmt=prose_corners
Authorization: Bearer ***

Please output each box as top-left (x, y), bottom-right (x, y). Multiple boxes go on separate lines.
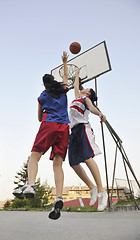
top-left (59, 64), bottom-right (78, 88)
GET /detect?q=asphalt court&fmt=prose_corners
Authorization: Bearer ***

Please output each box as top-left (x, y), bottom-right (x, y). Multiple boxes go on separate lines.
top-left (0, 210), bottom-right (140, 240)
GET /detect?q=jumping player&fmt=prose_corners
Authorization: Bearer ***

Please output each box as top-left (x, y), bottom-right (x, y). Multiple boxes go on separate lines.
top-left (68, 68), bottom-right (108, 211)
top-left (13, 51), bottom-right (69, 220)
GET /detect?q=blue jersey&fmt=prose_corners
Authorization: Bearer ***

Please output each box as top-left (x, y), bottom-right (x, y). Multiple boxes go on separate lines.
top-left (38, 90), bottom-right (70, 124)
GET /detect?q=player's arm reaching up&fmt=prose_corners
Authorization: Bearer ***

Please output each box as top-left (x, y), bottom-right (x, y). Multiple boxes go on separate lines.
top-left (62, 51), bottom-right (69, 85)
top-left (74, 68), bottom-right (81, 98)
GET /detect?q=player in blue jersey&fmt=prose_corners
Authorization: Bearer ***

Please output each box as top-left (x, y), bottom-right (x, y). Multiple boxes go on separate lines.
top-left (13, 51), bottom-right (69, 220)
top-left (68, 68), bottom-right (108, 211)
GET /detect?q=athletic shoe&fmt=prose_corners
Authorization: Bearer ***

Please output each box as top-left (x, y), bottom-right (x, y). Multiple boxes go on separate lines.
top-left (89, 186), bottom-right (97, 206)
top-left (12, 185), bottom-right (28, 199)
top-left (49, 196), bottom-right (63, 220)
top-left (97, 191), bottom-right (108, 211)
top-left (23, 185), bottom-right (36, 198)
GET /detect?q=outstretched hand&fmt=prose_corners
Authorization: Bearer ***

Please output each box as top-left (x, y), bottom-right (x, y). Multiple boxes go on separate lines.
top-left (62, 51), bottom-right (69, 63)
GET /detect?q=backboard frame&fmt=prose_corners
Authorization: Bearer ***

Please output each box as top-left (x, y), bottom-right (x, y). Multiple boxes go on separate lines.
top-left (51, 41), bottom-right (112, 89)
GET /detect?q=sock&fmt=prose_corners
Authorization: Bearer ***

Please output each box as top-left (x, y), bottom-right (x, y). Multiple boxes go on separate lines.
top-left (90, 186), bottom-right (97, 193)
top-left (98, 190), bottom-right (105, 196)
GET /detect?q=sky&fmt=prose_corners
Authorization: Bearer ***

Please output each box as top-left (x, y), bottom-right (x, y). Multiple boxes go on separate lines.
top-left (0, 0), bottom-right (140, 201)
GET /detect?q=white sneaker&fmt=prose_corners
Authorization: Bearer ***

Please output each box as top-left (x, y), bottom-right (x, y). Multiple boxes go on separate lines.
top-left (97, 191), bottom-right (108, 211)
top-left (89, 186), bottom-right (97, 206)
top-left (23, 185), bottom-right (36, 198)
top-left (13, 185), bottom-right (28, 199)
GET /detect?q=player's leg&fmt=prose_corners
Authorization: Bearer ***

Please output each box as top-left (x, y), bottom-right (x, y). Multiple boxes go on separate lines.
top-left (22, 152), bottom-right (42, 197)
top-left (49, 154), bottom-right (64, 220)
top-left (85, 157), bottom-right (104, 193)
top-left (72, 164), bottom-right (95, 190)
top-left (49, 124), bottom-right (69, 220)
top-left (72, 164), bottom-right (97, 206)
top-left (12, 152), bottom-right (42, 199)
top-left (51, 123), bottom-right (69, 198)
top-left (85, 157), bottom-right (108, 211)
top-left (14, 152), bottom-right (42, 199)
top-left (27, 151), bottom-right (42, 185)
top-left (53, 154), bottom-right (64, 197)
top-left (81, 124), bottom-right (107, 210)
top-left (24, 122), bottom-right (57, 198)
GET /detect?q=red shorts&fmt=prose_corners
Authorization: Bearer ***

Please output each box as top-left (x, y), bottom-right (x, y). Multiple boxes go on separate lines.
top-left (31, 122), bottom-right (69, 160)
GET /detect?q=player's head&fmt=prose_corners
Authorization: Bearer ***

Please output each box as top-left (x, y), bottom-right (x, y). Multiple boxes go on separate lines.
top-left (80, 87), bottom-right (97, 104)
top-left (89, 88), bottom-right (97, 104)
top-left (42, 74), bottom-right (68, 98)
top-left (43, 74), bottom-right (54, 85)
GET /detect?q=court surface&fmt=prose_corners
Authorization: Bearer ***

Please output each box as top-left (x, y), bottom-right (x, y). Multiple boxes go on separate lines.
top-left (0, 210), bottom-right (140, 240)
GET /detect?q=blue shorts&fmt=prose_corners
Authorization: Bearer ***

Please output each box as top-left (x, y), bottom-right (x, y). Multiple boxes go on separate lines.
top-left (68, 123), bottom-right (101, 166)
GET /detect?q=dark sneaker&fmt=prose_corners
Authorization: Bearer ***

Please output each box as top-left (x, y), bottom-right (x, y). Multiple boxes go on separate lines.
top-left (23, 185), bottom-right (36, 198)
top-left (12, 185), bottom-right (28, 199)
top-left (49, 197), bottom-right (63, 220)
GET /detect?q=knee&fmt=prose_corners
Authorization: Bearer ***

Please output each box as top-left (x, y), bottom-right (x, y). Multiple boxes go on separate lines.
top-left (85, 157), bottom-right (93, 164)
top-left (71, 165), bottom-right (79, 171)
top-left (53, 155), bottom-right (63, 169)
top-left (30, 152), bottom-right (42, 163)
top-left (71, 165), bottom-right (75, 170)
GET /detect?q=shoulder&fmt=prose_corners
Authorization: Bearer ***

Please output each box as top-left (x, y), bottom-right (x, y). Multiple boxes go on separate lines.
top-left (83, 96), bottom-right (90, 106)
top-left (85, 97), bottom-right (93, 109)
top-left (39, 90), bottom-right (47, 97)
top-left (85, 96), bottom-right (91, 103)
top-left (38, 90), bottom-right (49, 102)
top-left (85, 96), bottom-right (92, 105)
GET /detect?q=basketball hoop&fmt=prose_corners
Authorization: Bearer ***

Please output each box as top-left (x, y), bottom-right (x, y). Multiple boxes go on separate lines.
top-left (59, 64), bottom-right (78, 88)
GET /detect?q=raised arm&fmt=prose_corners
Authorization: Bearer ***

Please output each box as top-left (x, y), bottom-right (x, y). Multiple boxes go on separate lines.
top-left (74, 68), bottom-right (80, 98)
top-left (85, 97), bottom-right (106, 122)
top-left (62, 51), bottom-right (68, 85)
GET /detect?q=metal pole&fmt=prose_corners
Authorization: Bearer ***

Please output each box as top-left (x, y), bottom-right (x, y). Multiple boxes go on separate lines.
top-left (122, 153), bottom-right (140, 210)
top-left (100, 122), bottom-right (111, 211)
top-left (120, 145), bottom-right (140, 189)
top-left (95, 105), bottom-right (140, 190)
top-left (94, 77), bottom-right (98, 107)
top-left (110, 145), bottom-right (118, 207)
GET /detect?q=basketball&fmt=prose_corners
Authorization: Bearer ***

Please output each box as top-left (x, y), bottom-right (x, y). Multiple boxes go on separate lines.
top-left (69, 42), bottom-right (81, 54)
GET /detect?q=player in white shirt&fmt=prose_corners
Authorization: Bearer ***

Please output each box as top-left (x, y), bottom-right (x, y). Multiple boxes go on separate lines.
top-left (68, 68), bottom-right (108, 211)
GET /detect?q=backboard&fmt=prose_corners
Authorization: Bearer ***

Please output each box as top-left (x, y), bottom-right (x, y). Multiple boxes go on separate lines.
top-left (51, 41), bottom-right (111, 89)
